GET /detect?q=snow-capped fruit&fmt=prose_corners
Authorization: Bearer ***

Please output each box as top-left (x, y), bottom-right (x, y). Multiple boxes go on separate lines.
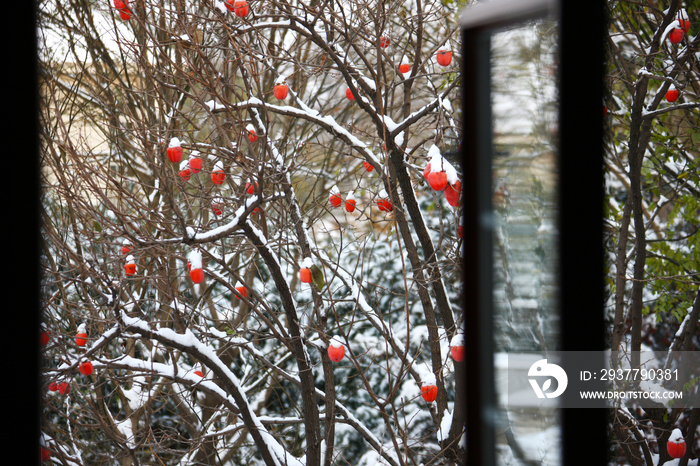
top-left (58, 382), bottom-right (70, 395)
top-left (666, 88), bottom-right (679, 102)
top-left (421, 384), bottom-right (438, 402)
top-left (300, 267), bottom-right (312, 284)
top-left (379, 36), bottom-right (390, 48)
top-left (189, 153), bottom-right (203, 174)
top-left (179, 160), bottom-right (191, 181)
top-left (79, 360), bottom-right (93, 376)
top-left (436, 50), bottom-right (452, 67)
top-left (458, 225), bottom-right (463, 239)
top-left (48, 382), bottom-right (59, 392)
top-left (274, 83), bottom-right (289, 100)
top-left (233, 0), bottom-right (249, 17)
top-left (678, 9), bottom-right (691, 32)
top-left (328, 337), bottom-right (345, 362)
top-left (450, 333), bottom-right (465, 362)
top-left (124, 255), bottom-right (136, 274)
top-left (329, 186), bottom-right (342, 207)
top-left (248, 128), bottom-right (257, 142)
top-left (329, 193), bottom-right (342, 207)
top-left (363, 161), bottom-right (374, 172)
top-left (235, 285), bottom-right (247, 298)
top-left (428, 171), bottom-right (448, 191)
top-left (224, 0), bottom-right (234, 10)
top-left (121, 239), bottom-right (132, 254)
top-left (344, 191), bottom-right (357, 212)
top-left (444, 181), bottom-right (461, 206)
top-left (76, 326), bottom-right (88, 347)
top-left (669, 28), bottom-right (685, 44)
top-left (41, 330), bottom-right (49, 346)
top-left (194, 370), bottom-right (204, 377)
top-left (246, 182), bottom-right (257, 195)
top-left (211, 170), bottom-right (226, 185)
top-left (667, 429), bottom-right (686, 459)
top-left (187, 250), bottom-right (203, 287)
top-left (41, 446), bottom-right (51, 462)
top-left (190, 268), bottom-right (204, 284)
top-left (423, 163), bottom-right (431, 179)
top-left (346, 87), bottom-right (356, 101)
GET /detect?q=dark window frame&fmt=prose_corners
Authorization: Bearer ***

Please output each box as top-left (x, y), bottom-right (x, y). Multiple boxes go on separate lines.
top-left (460, 1), bottom-right (607, 464)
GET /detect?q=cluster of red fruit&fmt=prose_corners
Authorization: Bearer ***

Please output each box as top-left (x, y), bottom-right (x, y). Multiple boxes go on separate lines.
top-left (424, 162), bottom-right (461, 207)
top-left (167, 139), bottom-right (225, 185)
top-left (420, 337), bottom-right (463, 402)
top-left (376, 189), bottom-right (393, 212)
top-left (242, 182), bottom-right (260, 215)
top-left (46, 324), bottom-right (95, 399)
top-left (328, 187), bottom-right (357, 212)
top-left (121, 239), bottom-right (137, 276)
top-left (211, 197), bottom-right (224, 216)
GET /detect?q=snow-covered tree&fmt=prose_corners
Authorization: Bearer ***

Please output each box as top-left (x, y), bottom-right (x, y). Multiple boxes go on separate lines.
top-left (606, 1), bottom-right (700, 464)
top-left (38, 0), bottom-right (465, 464)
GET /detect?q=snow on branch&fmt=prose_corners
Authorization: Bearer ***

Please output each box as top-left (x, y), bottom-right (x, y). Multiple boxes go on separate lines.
top-left (392, 78), bottom-right (461, 136)
top-left (231, 336), bottom-right (403, 466)
top-left (315, 251), bottom-right (423, 383)
top-left (117, 311), bottom-right (302, 466)
top-left (212, 98), bottom-right (383, 168)
top-left (642, 102), bottom-right (700, 119)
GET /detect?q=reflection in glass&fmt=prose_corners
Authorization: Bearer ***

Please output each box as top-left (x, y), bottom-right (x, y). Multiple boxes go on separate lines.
top-left (490, 19), bottom-right (561, 466)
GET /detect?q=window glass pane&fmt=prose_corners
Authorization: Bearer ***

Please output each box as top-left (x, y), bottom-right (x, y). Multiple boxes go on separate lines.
top-left (490, 19), bottom-right (561, 466)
